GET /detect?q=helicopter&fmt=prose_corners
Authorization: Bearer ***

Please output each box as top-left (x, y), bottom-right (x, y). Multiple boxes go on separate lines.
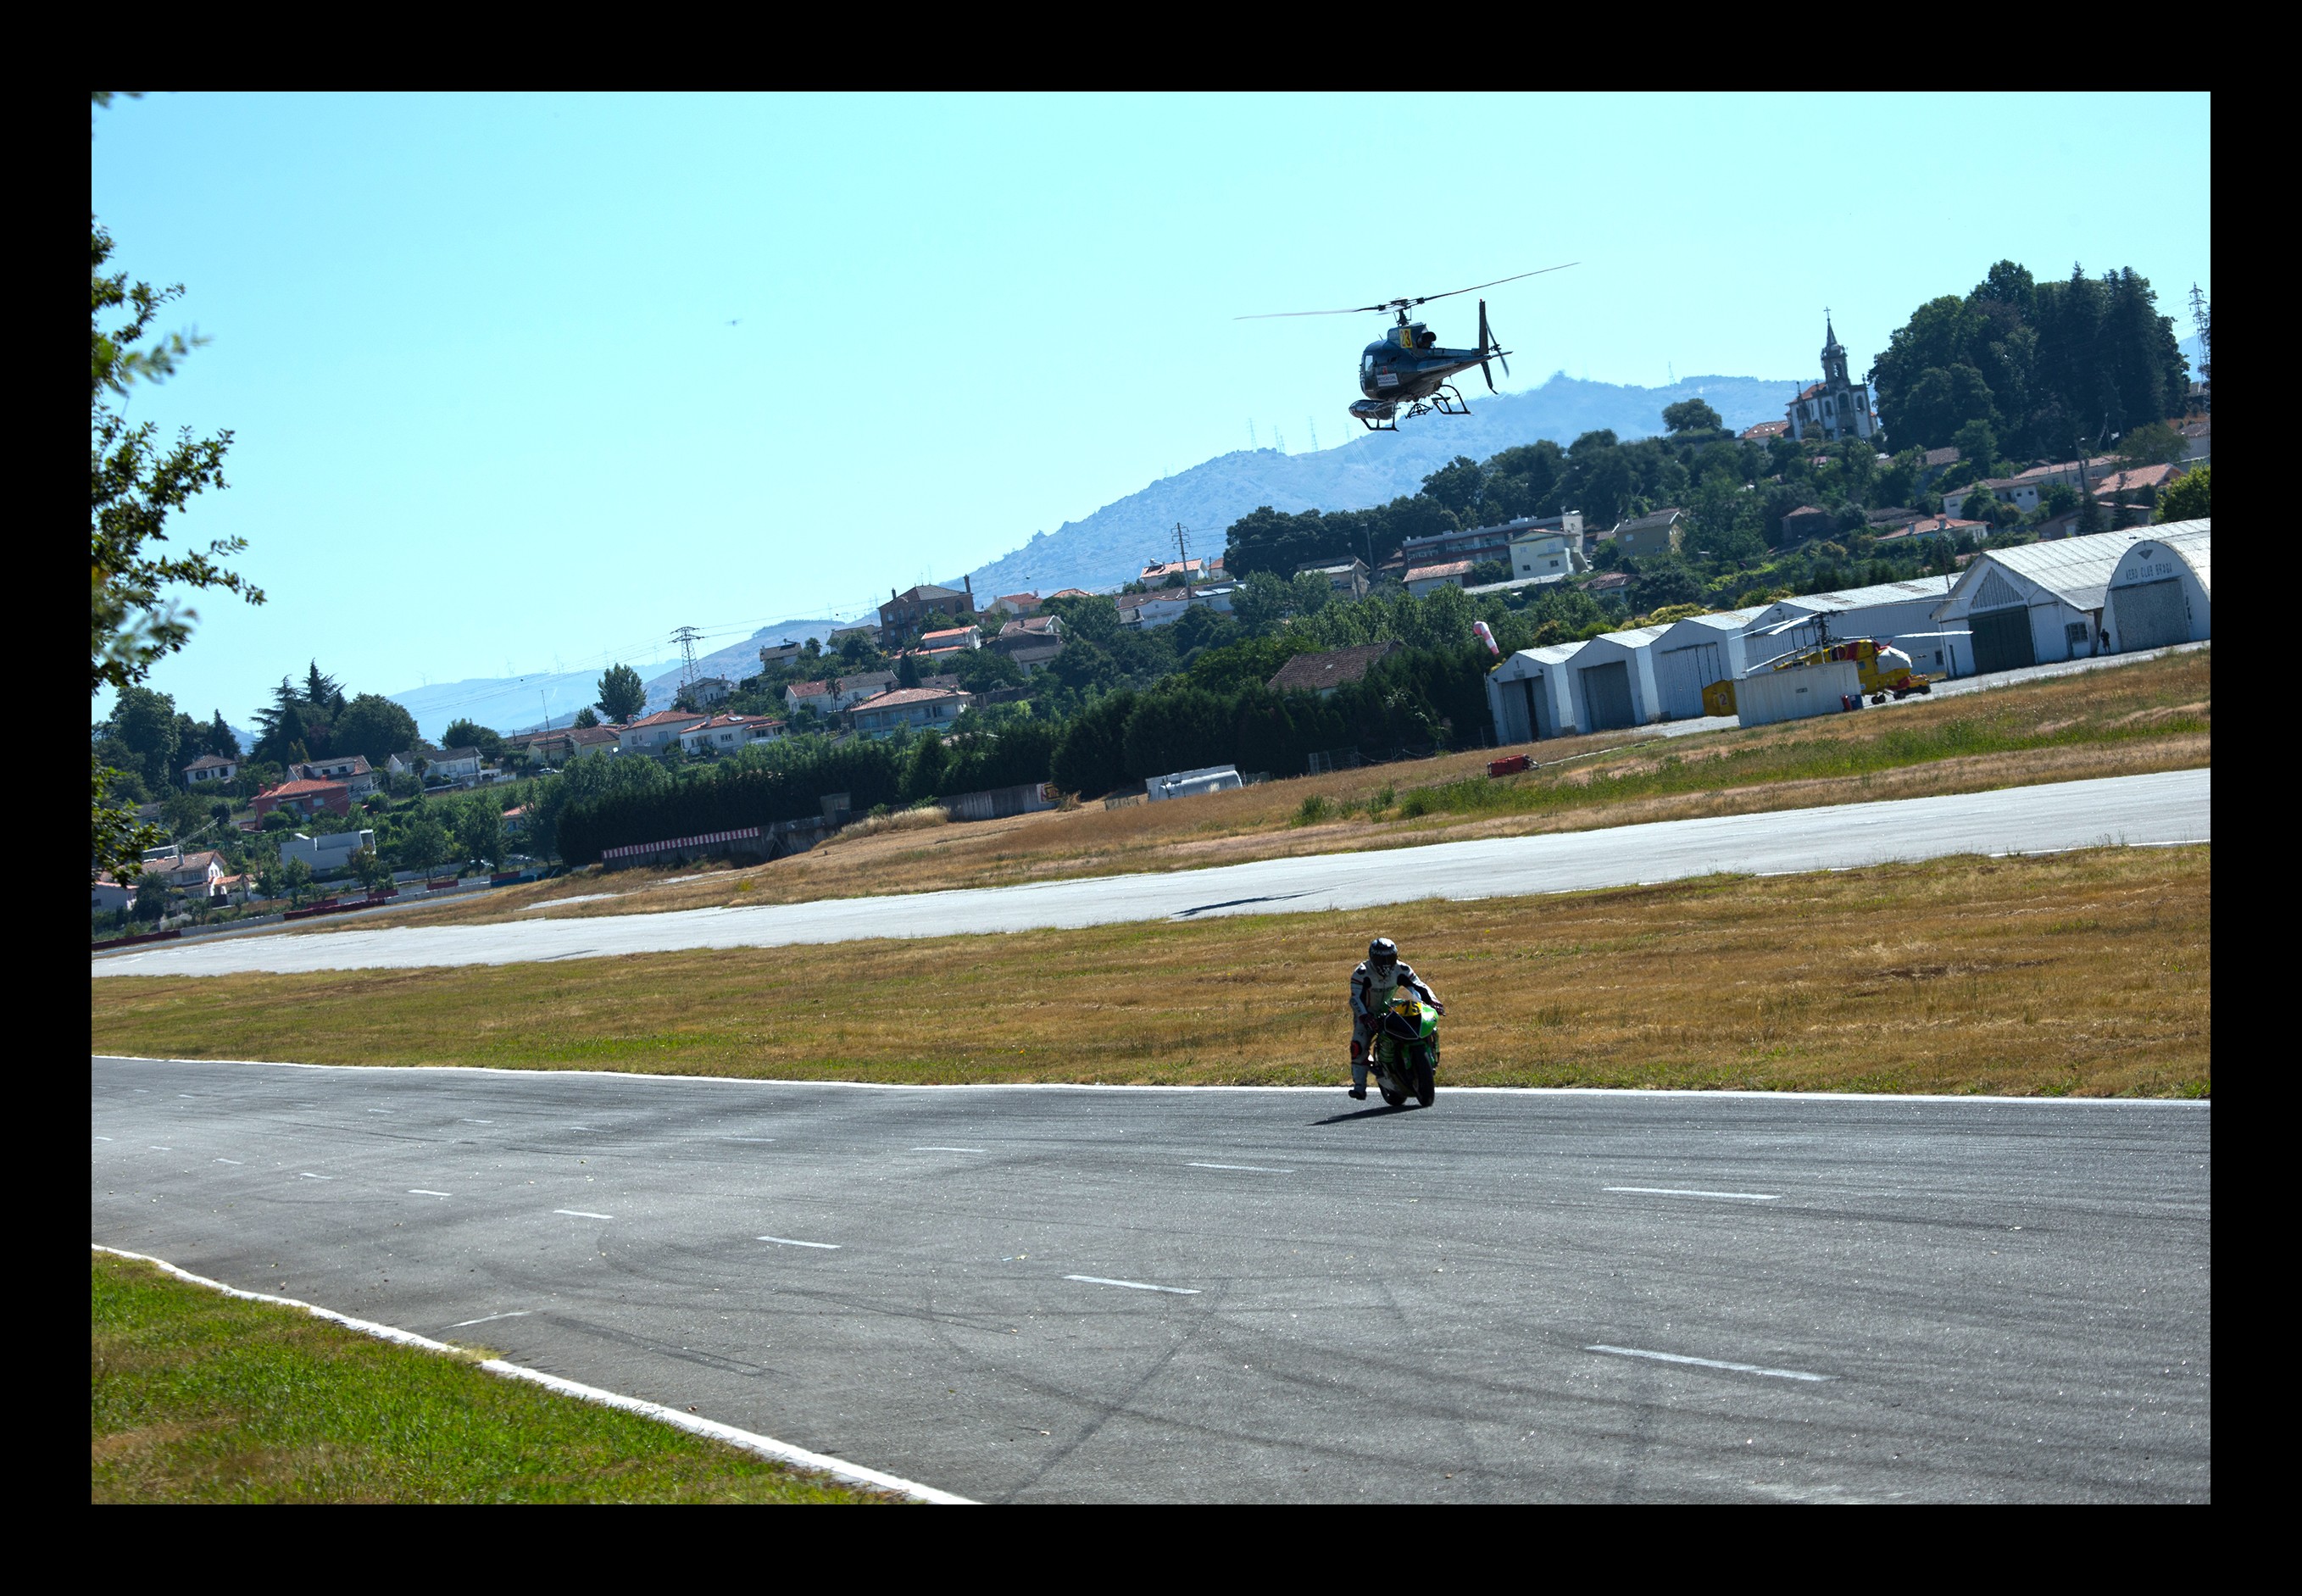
top-left (1238, 264), bottom-right (1576, 431)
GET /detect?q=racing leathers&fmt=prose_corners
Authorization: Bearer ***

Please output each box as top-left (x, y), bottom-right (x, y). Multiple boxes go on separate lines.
top-left (1349, 958), bottom-right (1440, 1093)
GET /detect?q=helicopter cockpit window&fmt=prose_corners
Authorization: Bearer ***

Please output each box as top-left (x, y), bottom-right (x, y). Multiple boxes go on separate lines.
top-left (1362, 352), bottom-right (1376, 377)
top-left (1418, 329), bottom-right (1436, 349)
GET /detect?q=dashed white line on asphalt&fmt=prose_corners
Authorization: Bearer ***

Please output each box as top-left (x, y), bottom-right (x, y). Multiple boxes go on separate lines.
top-left (214, 1159), bottom-right (242, 1165)
top-left (554, 1209), bottom-right (614, 1220)
top-left (1065, 1274), bottom-right (1200, 1296)
top-left (1604, 1187), bottom-right (1782, 1202)
top-left (1188, 1162), bottom-right (1295, 1174)
top-left (448, 1310), bottom-right (533, 1328)
top-left (298, 1172), bottom-right (333, 1181)
top-left (913, 1146), bottom-right (987, 1153)
top-left (365, 1109), bottom-right (392, 1115)
top-left (459, 1119), bottom-right (493, 1124)
top-left (1585, 1344), bottom-right (1830, 1382)
top-left (756, 1235), bottom-right (840, 1250)
top-left (409, 1189), bottom-right (452, 1198)
top-left (149, 1146), bottom-right (173, 1152)
top-left (93, 1136), bottom-right (113, 1142)
top-left (726, 1137), bottom-right (775, 1143)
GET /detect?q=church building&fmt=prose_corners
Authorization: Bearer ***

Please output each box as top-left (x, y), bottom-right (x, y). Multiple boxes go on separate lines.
top-left (1786, 317), bottom-right (1876, 443)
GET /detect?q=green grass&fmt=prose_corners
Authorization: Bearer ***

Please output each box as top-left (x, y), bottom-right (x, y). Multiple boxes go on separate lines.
top-left (1393, 697), bottom-right (2207, 822)
top-left (90, 1254), bottom-right (887, 1503)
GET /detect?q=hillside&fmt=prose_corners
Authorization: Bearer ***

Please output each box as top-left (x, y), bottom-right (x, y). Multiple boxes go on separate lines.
top-left (957, 372), bottom-right (1796, 596)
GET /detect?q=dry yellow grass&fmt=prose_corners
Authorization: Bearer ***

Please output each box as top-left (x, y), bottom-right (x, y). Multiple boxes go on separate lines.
top-left (342, 649), bottom-right (2210, 931)
top-left (91, 845), bottom-right (2210, 1098)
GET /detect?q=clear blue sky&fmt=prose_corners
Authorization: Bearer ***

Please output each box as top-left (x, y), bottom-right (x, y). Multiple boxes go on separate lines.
top-left (91, 92), bottom-right (2210, 726)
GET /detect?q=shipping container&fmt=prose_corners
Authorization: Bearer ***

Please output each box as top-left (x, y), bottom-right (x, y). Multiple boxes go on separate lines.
top-left (1733, 659), bottom-right (1862, 727)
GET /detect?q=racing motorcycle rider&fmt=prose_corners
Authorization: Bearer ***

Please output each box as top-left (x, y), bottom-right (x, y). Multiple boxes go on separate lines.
top-left (1348, 937), bottom-right (1443, 1099)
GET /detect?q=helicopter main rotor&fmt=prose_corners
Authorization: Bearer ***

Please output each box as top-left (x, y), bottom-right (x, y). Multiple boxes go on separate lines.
top-left (1236, 262), bottom-right (1578, 321)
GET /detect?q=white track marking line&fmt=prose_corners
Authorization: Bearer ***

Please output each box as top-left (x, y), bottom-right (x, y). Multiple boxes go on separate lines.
top-left (912, 1146), bottom-right (987, 1153)
top-left (297, 1172), bottom-right (333, 1181)
top-left (148, 1145), bottom-right (172, 1151)
top-left (1604, 1187), bottom-right (1781, 1202)
top-left (448, 1310), bottom-right (532, 1328)
top-left (214, 1158), bottom-right (243, 1165)
top-left (553, 1209), bottom-right (614, 1220)
top-left (409, 1189), bottom-right (452, 1198)
top-left (1188, 1162), bottom-right (1296, 1174)
top-left (459, 1118), bottom-right (493, 1124)
top-left (726, 1137), bottom-right (775, 1143)
top-left (1585, 1344), bottom-right (1830, 1382)
top-left (91, 1245), bottom-right (969, 1504)
top-left (756, 1235), bottom-right (840, 1250)
top-left (93, 1136), bottom-right (113, 1142)
top-left (1065, 1274), bottom-right (1200, 1295)
top-left (365, 1109), bottom-right (392, 1115)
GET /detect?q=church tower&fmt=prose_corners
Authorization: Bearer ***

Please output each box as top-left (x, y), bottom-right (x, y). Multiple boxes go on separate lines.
top-left (1786, 313), bottom-right (1876, 443)
top-left (1821, 316), bottom-right (1850, 391)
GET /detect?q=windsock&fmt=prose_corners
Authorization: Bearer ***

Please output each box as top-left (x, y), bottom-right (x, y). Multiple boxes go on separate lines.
top-left (1472, 620), bottom-right (1500, 658)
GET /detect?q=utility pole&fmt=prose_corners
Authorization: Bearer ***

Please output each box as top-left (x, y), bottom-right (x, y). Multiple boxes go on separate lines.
top-left (673, 625), bottom-right (701, 690)
top-left (1307, 416), bottom-right (1320, 453)
top-left (1173, 522), bottom-right (1190, 571)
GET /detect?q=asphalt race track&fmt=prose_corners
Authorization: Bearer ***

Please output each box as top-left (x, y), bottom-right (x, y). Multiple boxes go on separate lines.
top-left (92, 769), bottom-right (2210, 978)
top-left (92, 1056), bottom-right (2211, 1502)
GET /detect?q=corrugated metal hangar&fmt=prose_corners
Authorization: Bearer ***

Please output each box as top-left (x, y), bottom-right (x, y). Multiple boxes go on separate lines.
top-left (1483, 520), bottom-right (2210, 743)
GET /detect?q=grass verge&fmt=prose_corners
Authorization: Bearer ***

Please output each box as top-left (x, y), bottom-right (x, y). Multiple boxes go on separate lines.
top-left (90, 1253), bottom-right (884, 1503)
top-left (91, 844), bottom-right (2210, 1098)
top-left (358, 648), bottom-right (2209, 928)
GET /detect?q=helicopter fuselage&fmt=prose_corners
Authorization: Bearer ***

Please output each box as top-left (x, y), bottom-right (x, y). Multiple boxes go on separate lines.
top-left (1357, 322), bottom-right (1487, 403)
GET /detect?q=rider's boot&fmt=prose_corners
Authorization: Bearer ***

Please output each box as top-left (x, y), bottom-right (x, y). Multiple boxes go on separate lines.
top-left (1348, 1051), bottom-right (1368, 1100)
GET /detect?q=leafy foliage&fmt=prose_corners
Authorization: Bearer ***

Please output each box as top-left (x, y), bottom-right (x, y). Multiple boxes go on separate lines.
top-left (595, 664), bottom-right (647, 724)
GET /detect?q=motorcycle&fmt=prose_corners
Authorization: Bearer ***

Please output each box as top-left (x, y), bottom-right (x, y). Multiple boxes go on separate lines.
top-left (1366, 992), bottom-right (1439, 1108)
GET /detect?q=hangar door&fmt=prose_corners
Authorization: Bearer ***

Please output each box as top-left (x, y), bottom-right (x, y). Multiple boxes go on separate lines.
top-left (2110, 579), bottom-right (2189, 651)
top-left (1968, 606), bottom-right (2035, 675)
top-left (1579, 660), bottom-right (1636, 731)
top-left (1655, 642), bottom-right (1724, 720)
top-left (1522, 676), bottom-right (1555, 740)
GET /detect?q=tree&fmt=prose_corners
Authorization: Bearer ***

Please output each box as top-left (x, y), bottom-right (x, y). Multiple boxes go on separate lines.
top-left (279, 855), bottom-right (315, 906)
top-left (396, 812), bottom-right (449, 876)
top-left (595, 664), bottom-right (647, 724)
top-left (1951, 419), bottom-right (1999, 473)
top-left (1662, 398), bottom-right (1723, 434)
top-left (2155, 464), bottom-right (2210, 522)
top-left (91, 213), bottom-right (260, 881)
top-left (348, 845), bottom-right (392, 893)
top-left (2117, 421), bottom-right (2188, 469)
top-left (108, 685), bottom-right (181, 792)
top-left (331, 692), bottom-right (420, 764)
top-left (896, 652), bottom-right (922, 688)
top-left (572, 706), bottom-right (600, 729)
top-left (1232, 570), bottom-right (1292, 631)
top-left (449, 797), bottom-right (502, 868)
top-left (442, 719), bottom-right (503, 759)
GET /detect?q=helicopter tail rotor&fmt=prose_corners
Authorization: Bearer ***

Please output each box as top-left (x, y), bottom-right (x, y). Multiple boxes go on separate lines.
top-left (1478, 299), bottom-right (1511, 392)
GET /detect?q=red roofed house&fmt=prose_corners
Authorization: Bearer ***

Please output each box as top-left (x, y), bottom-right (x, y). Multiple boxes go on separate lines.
top-left (1404, 559), bottom-right (1476, 597)
top-left (617, 709), bottom-right (709, 754)
top-left (847, 687), bottom-right (974, 737)
top-left (252, 776), bottom-right (352, 821)
top-left (1139, 555), bottom-right (1223, 585)
top-left (678, 714), bottom-right (786, 755)
top-left (1740, 420), bottom-right (1789, 444)
top-left (983, 592), bottom-right (1043, 618)
top-left (1265, 642), bottom-right (1403, 698)
top-left (919, 626), bottom-right (981, 656)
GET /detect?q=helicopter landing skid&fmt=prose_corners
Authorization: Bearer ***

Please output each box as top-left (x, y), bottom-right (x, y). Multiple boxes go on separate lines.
top-left (1406, 384), bottom-right (1472, 420)
top-left (1355, 410), bottom-right (1399, 432)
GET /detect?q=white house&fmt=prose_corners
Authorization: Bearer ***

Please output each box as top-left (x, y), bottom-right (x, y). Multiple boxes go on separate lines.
top-left (677, 714), bottom-right (785, 755)
top-left (1932, 524), bottom-right (2207, 676)
top-left (1645, 607), bottom-right (1769, 720)
top-left (1739, 576), bottom-right (1957, 677)
top-left (292, 754), bottom-right (379, 799)
top-left (92, 875), bottom-right (138, 914)
top-left (1506, 529), bottom-right (1585, 586)
top-left (1294, 558), bottom-right (1371, 598)
top-left (687, 676), bottom-right (734, 707)
top-left (1117, 592), bottom-right (1192, 628)
top-left (279, 828), bottom-right (377, 876)
top-left (1404, 559), bottom-right (1476, 597)
top-left (616, 711), bottom-right (709, 754)
top-left (181, 753), bottom-right (239, 787)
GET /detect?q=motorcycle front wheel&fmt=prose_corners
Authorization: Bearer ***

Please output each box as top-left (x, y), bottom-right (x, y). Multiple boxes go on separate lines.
top-left (1413, 1059), bottom-right (1435, 1107)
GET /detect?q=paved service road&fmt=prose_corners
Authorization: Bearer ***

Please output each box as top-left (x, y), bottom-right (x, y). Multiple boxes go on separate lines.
top-left (92, 1057), bottom-right (2210, 1503)
top-left (93, 769), bottom-right (2210, 977)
